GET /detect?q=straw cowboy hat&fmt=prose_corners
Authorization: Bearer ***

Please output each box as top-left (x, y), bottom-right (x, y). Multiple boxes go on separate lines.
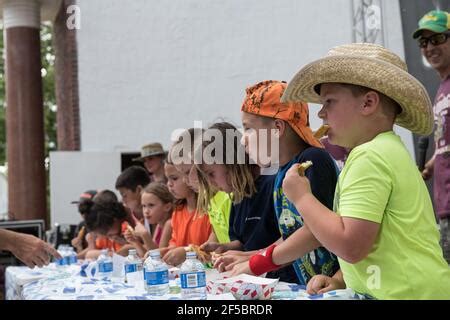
top-left (133, 142), bottom-right (166, 161)
top-left (281, 43), bottom-right (433, 135)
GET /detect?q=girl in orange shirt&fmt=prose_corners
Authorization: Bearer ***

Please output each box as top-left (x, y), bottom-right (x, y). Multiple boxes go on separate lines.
top-left (162, 150), bottom-right (213, 266)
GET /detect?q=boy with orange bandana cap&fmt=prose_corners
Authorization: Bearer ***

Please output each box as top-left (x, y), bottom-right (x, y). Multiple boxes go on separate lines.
top-left (218, 80), bottom-right (340, 287)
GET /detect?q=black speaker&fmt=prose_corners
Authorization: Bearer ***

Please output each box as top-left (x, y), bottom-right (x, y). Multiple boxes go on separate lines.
top-left (46, 223), bottom-right (78, 249)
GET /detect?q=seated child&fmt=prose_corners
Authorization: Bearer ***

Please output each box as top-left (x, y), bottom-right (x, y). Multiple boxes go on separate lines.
top-left (84, 193), bottom-right (136, 257)
top-left (161, 158), bottom-right (213, 266)
top-left (195, 122), bottom-right (299, 283)
top-left (170, 127), bottom-right (232, 245)
top-left (124, 182), bottom-right (174, 257)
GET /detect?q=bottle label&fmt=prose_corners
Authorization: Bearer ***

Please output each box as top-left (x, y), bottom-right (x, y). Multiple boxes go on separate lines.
top-left (69, 255), bottom-right (77, 264)
top-left (98, 261), bottom-right (113, 273)
top-left (127, 269), bottom-right (144, 284)
top-left (180, 272), bottom-right (206, 289)
top-left (125, 263), bottom-right (137, 274)
top-left (146, 270), bottom-right (169, 285)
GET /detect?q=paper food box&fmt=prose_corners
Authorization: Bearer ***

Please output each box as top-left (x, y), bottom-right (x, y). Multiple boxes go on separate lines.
top-left (206, 274), bottom-right (278, 300)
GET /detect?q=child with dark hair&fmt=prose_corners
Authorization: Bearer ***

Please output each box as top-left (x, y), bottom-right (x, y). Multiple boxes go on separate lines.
top-left (115, 165), bottom-right (153, 248)
top-left (84, 199), bottom-right (136, 257)
top-left (115, 165), bottom-right (150, 222)
top-left (70, 190), bottom-right (97, 259)
top-left (94, 189), bottom-right (119, 203)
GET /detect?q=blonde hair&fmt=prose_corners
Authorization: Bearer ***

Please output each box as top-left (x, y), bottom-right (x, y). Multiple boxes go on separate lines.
top-left (166, 128), bottom-right (207, 215)
top-left (168, 128), bottom-right (204, 165)
top-left (195, 122), bottom-right (257, 213)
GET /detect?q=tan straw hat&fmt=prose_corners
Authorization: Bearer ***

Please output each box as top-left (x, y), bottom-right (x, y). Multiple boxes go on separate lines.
top-left (281, 43), bottom-right (433, 135)
top-left (133, 142), bottom-right (166, 161)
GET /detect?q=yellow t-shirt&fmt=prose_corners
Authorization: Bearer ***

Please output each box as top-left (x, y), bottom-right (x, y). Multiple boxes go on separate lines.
top-left (335, 131), bottom-right (450, 299)
top-left (208, 192), bottom-right (232, 244)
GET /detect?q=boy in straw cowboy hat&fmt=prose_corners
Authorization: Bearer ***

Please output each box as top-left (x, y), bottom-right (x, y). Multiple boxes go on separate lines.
top-left (280, 43), bottom-right (450, 299)
top-left (214, 80), bottom-right (340, 286)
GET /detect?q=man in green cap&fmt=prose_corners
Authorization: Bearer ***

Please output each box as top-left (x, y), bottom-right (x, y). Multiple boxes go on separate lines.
top-left (414, 10), bottom-right (450, 264)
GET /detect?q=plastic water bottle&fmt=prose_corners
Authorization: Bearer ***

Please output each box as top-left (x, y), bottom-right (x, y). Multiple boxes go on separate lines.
top-left (179, 251), bottom-right (207, 300)
top-left (96, 249), bottom-right (113, 280)
top-left (124, 249), bottom-right (143, 285)
top-left (56, 245), bottom-right (69, 266)
top-left (68, 247), bottom-right (78, 265)
top-left (144, 249), bottom-right (169, 296)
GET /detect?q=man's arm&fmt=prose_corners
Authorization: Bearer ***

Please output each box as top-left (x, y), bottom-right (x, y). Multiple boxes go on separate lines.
top-left (0, 229), bottom-right (61, 268)
top-left (422, 154), bottom-right (435, 180)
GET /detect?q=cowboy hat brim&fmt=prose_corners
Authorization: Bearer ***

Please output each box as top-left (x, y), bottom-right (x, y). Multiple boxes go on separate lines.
top-left (281, 55), bottom-right (433, 136)
top-left (132, 151), bottom-right (166, 162)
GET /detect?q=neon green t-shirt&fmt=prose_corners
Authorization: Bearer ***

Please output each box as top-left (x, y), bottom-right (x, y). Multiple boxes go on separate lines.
top-left (208, 191), bottom-right (231, 244)
top-left (335, 131), bottom-right (450, 299)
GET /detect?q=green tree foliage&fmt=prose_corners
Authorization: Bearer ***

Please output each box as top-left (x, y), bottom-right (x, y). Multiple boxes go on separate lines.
top-left (0, 23), bottom-right (57, 167)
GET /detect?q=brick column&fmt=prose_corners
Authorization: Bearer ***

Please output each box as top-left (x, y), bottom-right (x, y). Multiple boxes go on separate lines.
top-left (54, 0), bottom-right (80, 151)
top-left (4, 0), bottom-right (47, 222)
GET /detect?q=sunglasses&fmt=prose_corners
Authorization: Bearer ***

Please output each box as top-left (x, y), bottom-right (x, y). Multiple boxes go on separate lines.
top-left (418, 32), bottom-right (450, 48)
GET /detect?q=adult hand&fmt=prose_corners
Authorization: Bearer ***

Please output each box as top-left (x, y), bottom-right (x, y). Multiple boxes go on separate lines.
top-left (282, 164), bottom-right (312, 204)
top-left (9, 232), bottom-right (61, 268)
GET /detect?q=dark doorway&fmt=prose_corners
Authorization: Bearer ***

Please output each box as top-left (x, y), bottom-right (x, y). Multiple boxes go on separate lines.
top-left (121, 152), bottom-right (145, 172)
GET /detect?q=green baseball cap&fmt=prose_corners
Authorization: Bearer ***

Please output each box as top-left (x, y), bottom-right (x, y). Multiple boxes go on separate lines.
top-left (413, 10), bottom-right (450, 39)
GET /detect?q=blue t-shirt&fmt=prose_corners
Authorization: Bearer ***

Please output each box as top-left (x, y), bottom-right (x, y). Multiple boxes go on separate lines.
top-left (274, 147), bottom-right (340, 285)
top-left (229, 174), bottom-right (280, 251)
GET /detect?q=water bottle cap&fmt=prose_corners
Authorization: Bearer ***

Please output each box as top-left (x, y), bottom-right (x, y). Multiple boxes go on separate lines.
top-left (129, 249), bottom-right (137, 255)
top-left (149, 249), bottom-right (161, 257)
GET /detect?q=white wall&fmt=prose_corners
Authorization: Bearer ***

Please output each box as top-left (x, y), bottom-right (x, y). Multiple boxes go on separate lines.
top-left (76, 0), bottom-right (413, 154)
top-left (51, 0), bottom-right (414, 225)
top-left (77, 0), bottom-right (355, 152)
top-left (50, 151), bottom-right (121, 225)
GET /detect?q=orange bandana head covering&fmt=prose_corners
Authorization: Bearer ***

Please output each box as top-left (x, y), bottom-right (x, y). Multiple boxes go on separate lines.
top-left (241, 80), bottom-right (322, 148)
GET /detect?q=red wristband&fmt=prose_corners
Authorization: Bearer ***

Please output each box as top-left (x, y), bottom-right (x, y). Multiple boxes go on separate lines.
top-left (249, 244), bottom-right (280, 276)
